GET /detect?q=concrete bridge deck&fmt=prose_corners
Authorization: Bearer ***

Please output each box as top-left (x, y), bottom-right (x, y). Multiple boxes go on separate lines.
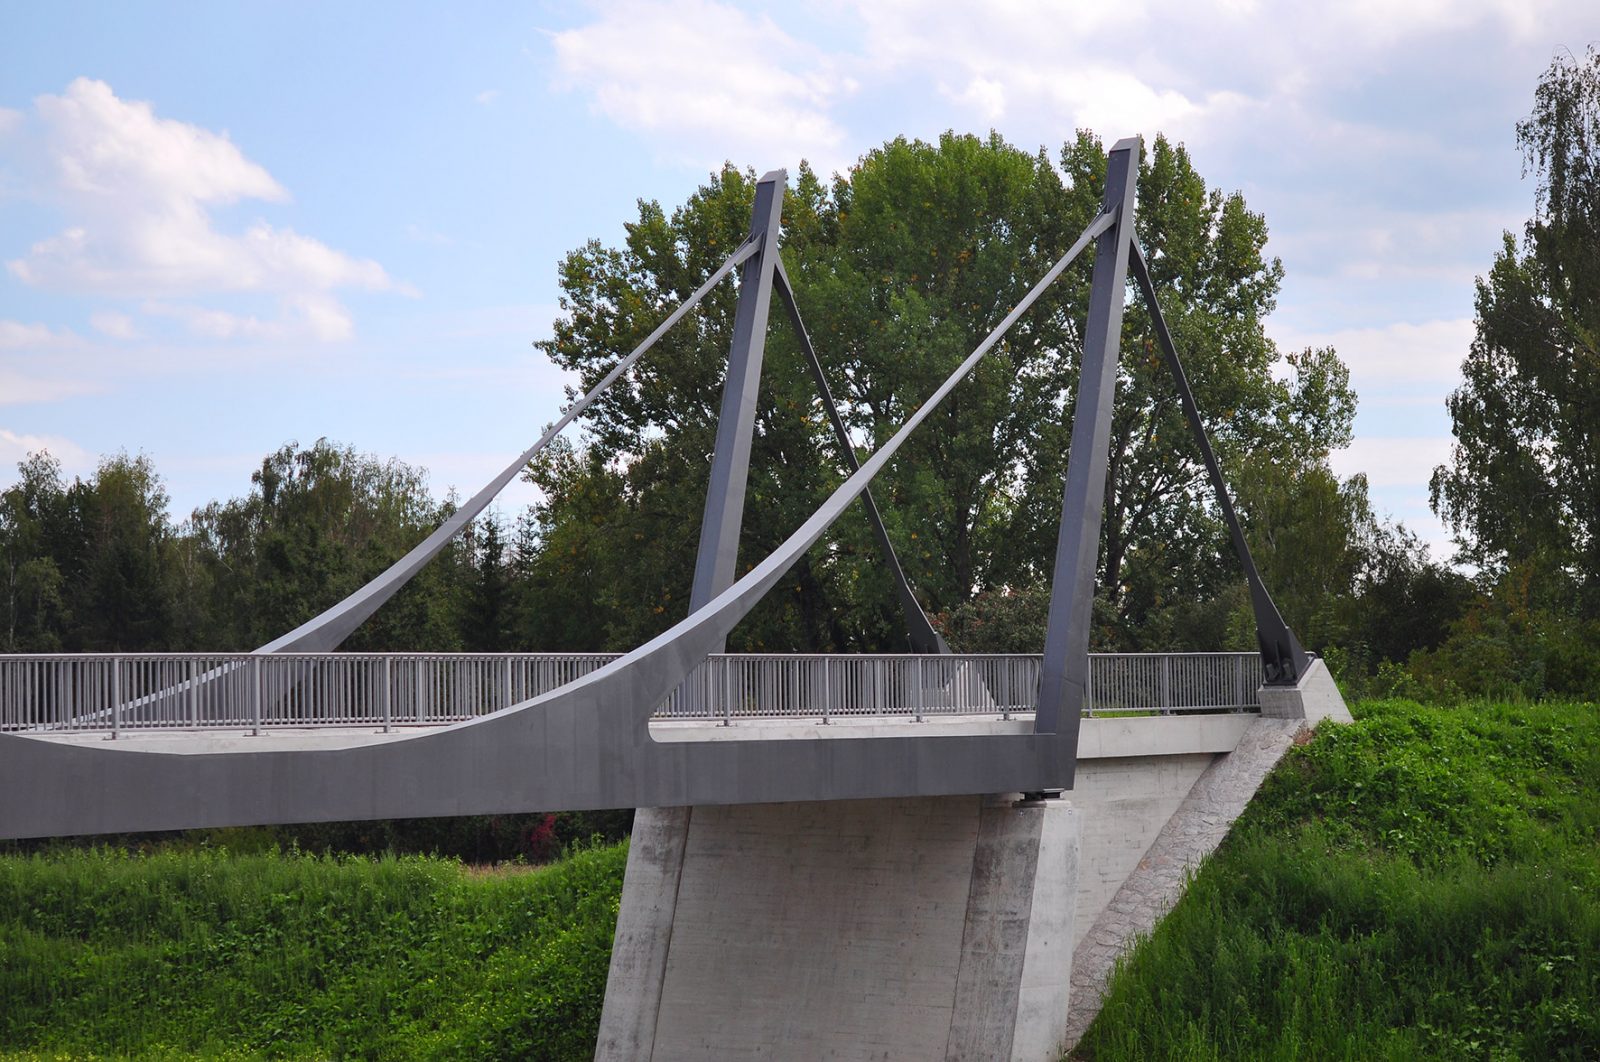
top-left (10, 710), bottom-right (1257, 755)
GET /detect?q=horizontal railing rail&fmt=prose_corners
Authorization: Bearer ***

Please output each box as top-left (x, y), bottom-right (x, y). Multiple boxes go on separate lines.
top-left (0, 652), bottom-right (1262, 735)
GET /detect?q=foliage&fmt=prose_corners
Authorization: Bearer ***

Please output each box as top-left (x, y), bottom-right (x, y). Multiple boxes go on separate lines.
top-left (1403, 561), bottom-right (1600, 702)
top-left (189, 439), bottom-right (467, 651)
top-left (0, 841), bottom-right (628, 1061)
top-left (1431, 47), bottom-right (1600, 610)
top-left (0, 452), bottom-right (180, 652)
top-left (1075, 698), bottom-right (1600, 1060)
top-left (532, 130), bottom-right (1362, 655)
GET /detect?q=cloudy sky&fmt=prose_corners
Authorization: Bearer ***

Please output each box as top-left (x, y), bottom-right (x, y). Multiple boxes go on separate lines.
top-left (1, 2), bottom-right (1594, 560)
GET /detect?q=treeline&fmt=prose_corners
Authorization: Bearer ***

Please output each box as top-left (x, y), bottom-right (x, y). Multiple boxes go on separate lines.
top-left (0, 441), bottom-right (571, 656)
top-left (4, 59), bottom-right (1596, 705)
top-left (0, 435), bottom-right (1486, 681)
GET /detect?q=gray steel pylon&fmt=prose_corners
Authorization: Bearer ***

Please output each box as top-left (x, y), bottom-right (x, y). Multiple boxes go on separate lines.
top-left (1036, 136), bottom-right (1142, 743)
top-left (689, 169), bottom-right (787, 628)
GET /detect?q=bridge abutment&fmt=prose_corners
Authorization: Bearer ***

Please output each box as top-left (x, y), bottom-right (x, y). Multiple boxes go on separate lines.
top-left (599, 679), bottom-right (1352, 1060)
top-left (597, 794), bottom-right (1082, 1062)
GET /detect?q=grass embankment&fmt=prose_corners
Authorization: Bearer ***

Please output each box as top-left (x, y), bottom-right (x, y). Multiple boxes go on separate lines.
top-left (0, 842), bottom-right (626, 1060)
top-left (2, 699), bottom-right (1595, 1060)
top-left (1076, 698), bottom-right (1600, 1060)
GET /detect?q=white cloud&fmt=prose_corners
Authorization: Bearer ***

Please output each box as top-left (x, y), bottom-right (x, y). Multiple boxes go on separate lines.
top-left (851, 1), bottom-right (1258, 144)
top-left (2, 78), bottom-right (401, 341)
top-left (551, 0), bottom-right (855, 171)
top-left (945, 77), bottom-right (1007, 124)
top-left (0, 371), bottom-right (100, 405)
top-left (0, 427), bottom-right (94, 471)
top-left (0, 107), bottom-right (21, 135)
top-left (89, 310), bottom-right (138, 340)
top-left (1277, 317), bottom-right (1473, 387)
top-left (405, 223), bottom-right (455, 247)
top-left (143, 292), bottom-right (354, 343)
top-left (0, 319), bottom-right (79, 351)
top-left (475, 89), bottom-right (501, 106)
top-left (1332, 434), bottom-right (1454, 488)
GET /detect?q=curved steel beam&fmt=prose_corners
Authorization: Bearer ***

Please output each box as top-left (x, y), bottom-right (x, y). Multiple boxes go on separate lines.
top-left (257, 236), bottom-right (762, 654)
top-left (0, 211), bottom-right (1115, 840)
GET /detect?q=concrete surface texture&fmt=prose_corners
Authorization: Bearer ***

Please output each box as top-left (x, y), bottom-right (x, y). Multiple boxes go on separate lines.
top-left (1062, 662), bottom-right (1353, 1048)
top-left (1258, 657), bottom-right (1353, 725)
top-left (597, 794), bottom-right (1081, 1062)
top-left (601, 667), bottom-right (1353, 1060)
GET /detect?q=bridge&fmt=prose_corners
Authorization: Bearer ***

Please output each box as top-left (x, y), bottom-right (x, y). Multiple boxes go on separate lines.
top-left (0, 137), bottom-right (1349, 1060)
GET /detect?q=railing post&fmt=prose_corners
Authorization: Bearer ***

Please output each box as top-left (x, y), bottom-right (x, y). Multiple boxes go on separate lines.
top-left (1001, 658), bottom-right (1011, 721)
top-left (382, 657), bottom-right (393, 733)
top-left (250, 656), bottom-right (262, 736)
top-left (416, 659), bottom-right (425, 725)
top-left (110, 656), bottom-right (122, 740)
top-left (188, 658), bottom-right (198, 729)
top-left (821, 656), bottom-right (831, 725)
top-left (721, 656), bottom-right (732, 727)
top-left (1160, 654), bottom-right (1172, 715)
top-left (1085, 655), bottom-right (1094, 718)
top-left (915, 656), bottom-right (925, 722)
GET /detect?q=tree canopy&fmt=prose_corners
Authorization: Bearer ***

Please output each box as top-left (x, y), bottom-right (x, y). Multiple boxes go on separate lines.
top-left (531, 130), bottom-right (1363, 654)
top-left (1431, 47), bottom-right (1600, 610)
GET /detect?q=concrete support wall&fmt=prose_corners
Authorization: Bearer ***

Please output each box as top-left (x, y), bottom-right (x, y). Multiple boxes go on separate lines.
top-left (1065, 754), bottom-right (1216, 950)
top-left (1062, 662), bottom-right (1353, 1048)
top-left (597, 794), bottom-right (1081, 1062)
top-left (594, 807), bottom-right (690, 1060)
top-left (599, 683), bottom-right (1353, 1060)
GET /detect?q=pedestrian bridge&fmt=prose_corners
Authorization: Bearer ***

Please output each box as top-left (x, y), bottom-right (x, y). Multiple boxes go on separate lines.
top-left (0, 139), bottom-right (1353, 1059)
top-left (0, 650), bottom-right (1261, 737)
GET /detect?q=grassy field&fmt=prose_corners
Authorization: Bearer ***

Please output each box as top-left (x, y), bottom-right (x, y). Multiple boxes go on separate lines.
top-left (1074, 698), bottom-right (1600, 1060)
top-left (0, 842), bottom-right (626, 1060)
top-left (1, 698), bottom-right (1595, 1059)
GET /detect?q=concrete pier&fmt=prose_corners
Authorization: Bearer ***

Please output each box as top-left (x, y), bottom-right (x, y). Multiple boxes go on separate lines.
top-left (599, 677), bottom-right (1352, 1060)
top-left (598, 794), bottom-right (1081, 1062)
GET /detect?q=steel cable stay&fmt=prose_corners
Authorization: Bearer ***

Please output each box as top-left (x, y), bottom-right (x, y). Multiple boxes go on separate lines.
top-left (1127, 241), bottom-right (1310, 683)
top-left (30, 236), bottom-right (765, 731)
top-left (259, 234), bottom-right (765, 654)
top-left (770, 256), bottom-right (949, 655)
top-left (433, 207), bottom-right (1124, 737)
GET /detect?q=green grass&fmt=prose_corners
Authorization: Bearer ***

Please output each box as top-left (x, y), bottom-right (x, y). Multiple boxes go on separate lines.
top-left (1074, 698), bottom-right (1600, 1060)
top-left (0, 842), bottom-right (627, 1060)
top-left (4, 699), bottom-right (1596, 1059)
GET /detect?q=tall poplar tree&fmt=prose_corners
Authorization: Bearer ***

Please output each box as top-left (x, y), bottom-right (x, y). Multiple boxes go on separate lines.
top-left (1431, 47), bottom-right (1600, 610)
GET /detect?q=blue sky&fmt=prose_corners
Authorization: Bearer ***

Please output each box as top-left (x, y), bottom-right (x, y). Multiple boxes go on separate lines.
top-left (1, 2), bottom-right (1594, 561)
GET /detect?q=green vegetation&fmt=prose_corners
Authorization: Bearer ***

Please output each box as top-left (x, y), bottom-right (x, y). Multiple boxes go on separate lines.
top-left (6, 701), bottom-right (1595, 1060)
top-left (1074, 697), bottom-right (1600, 1060)
top-left (4, 702), bottom-right (1597, 1059)
top-left (0, 841), bottom-right (627, 1061)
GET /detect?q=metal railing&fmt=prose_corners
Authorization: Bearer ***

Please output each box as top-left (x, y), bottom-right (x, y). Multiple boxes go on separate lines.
top-left (0, 652), bottom-right (1262, 735)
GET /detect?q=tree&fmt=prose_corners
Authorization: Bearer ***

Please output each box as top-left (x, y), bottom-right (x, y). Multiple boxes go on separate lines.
top-left (1431, 47), bottom-right (1600, 610)
top-left (71, 453), bottom-right (177, 650)
top-left (533, 131), bottom-right (1359, 654)
top-left (190, 440), bottom-right (465, 650)
top-left (0, 453), bottom-right (71, 651)
top-left (461, 512), bottom-right (514, 651)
